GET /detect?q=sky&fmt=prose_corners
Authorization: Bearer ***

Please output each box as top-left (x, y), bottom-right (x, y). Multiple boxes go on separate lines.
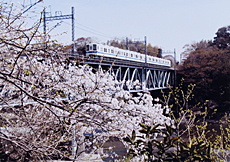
top-left (9, 0), bottom-right (230, 61)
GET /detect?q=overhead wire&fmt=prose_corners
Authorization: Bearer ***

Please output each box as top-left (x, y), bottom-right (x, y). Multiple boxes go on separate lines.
top-left (62, 21), bottom-right (114, 40)
top-left (75, 22), bottom-right (112, 38)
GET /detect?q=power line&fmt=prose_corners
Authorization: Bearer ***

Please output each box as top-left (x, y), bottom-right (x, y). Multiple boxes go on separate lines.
top-left (75, 26), bottom-right (110, 38)
top-left (63, 21), bottom-right (113, 39)
top-left (76, 22), bottom-right (113, 38)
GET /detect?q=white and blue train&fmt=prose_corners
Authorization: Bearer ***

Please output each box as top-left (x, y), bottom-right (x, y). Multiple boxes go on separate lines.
top-left (86, 43), bottom-right (171, 67)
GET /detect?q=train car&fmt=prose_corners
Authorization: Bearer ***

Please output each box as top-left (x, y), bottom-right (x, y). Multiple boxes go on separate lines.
top-left (86, 43), bottom-right (171, 67)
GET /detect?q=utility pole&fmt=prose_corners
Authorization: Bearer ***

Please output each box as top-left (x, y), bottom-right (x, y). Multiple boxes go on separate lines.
top-left (126, 37), bottom-right (129, 50)
top-left (174, 49), bottom-right (177, 88)
top-left (145, 36), bottom-right (147, 67)
top-left (144, 36), bottom-right (147, 90)
top-left (43, 7), bottom-right (75, 55)
top-left (43, 8), bottom-right (46, 49)
top-left (71, 7), bottom-right (75, 56)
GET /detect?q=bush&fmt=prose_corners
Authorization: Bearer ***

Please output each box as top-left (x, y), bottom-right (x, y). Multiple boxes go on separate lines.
top-left (123, 83), bottom-right (221, 161)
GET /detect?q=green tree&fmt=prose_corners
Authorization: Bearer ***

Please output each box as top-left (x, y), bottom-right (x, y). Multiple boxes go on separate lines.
top-left (211, 26), bottom-right (230, 50)
top-left (147, 43), bottom-right (160, 57)
top-left (107, 38), bottom-right (126, 49)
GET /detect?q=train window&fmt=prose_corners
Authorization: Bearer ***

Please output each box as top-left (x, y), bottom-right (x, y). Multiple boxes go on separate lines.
top-left (131, 54), bottom-right (133, 57)
top-left (111, 50), bottom-right (114, 53)
top-left (93, 44), bottom-right (97, 50)
top-left (126, 53), bottom-right (128, 56)
top-left (140, 56), bottom-right (142, 59)
top-left (149, 58), bottom-right (151, 61)
top-left (100, 47), bottom-right (103, 51)
top-left (117, 51), bottom-right (120, 54)
top-left (136, 55), bottom-right (138, 58)
top-left (86, 45), bottom-right (89, 51)
top-left (108, 49), bottom-right (110, 53)
top-left (104, 48), bottom-right (107, 52)
top-left (90, 46), bottom-right (93, 50)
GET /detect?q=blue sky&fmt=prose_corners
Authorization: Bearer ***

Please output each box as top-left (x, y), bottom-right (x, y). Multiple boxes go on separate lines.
top-left (10, 0), bottom-right (230, 61)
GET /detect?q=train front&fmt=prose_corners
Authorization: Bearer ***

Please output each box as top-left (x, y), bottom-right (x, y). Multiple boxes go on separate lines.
top-left (86, 43), bottom-right (98, 57)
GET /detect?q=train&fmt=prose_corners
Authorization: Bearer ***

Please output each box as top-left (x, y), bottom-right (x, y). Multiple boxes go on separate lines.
top-left (86, 43), bottom-right (171, 67)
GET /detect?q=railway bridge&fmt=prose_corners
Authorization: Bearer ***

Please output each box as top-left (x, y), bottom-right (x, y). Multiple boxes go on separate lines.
top-left (73, 54), bottom-right (175, 92)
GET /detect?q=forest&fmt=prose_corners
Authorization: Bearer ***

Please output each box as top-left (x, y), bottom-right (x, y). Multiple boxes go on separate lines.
top-left (178, 26), bottom-right (230, 119)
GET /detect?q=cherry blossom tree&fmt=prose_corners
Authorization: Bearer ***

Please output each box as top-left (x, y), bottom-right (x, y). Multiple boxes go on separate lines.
top-left (0, 1), bottom-right (171, 161)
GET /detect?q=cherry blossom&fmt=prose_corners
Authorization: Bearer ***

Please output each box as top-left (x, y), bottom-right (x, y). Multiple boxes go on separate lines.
top-left (0, 1), bottom-right (171, 161)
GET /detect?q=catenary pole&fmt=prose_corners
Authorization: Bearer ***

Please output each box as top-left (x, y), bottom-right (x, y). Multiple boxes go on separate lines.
top-left (126, 37), bottom-right (129, 50)
top-left (174, 48), bottom-right (177, 88)
top-left (43, 7), bottom-right (75, 54)
top-left (145, 36), bottom-right (147, 67)
top-left (43, 8), bottom-right (46, 49)
top-left (72, 7), bottom-right (75, 55)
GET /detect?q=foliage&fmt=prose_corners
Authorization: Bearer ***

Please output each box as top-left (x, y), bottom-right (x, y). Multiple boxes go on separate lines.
top-left (211, 113), bottom-right (230, 161)
top-left (124, 123), bottom-right (212, 162)
top-left (211, 26), bottom-right (230, 51)
top-left (179, 41), bottom-right (230, 102)
top-left (179, 26), bottom-right (230, 103)
top-left (123, 83), bottom-right (216, 161)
